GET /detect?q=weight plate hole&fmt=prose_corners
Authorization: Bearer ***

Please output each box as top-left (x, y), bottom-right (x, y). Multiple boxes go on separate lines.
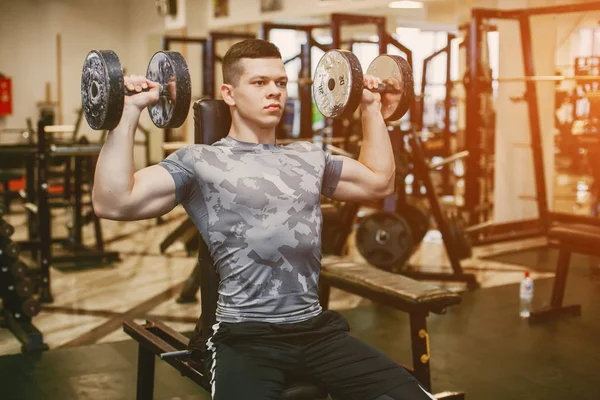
top-left (375, 229), bottom-right (389, 245)
top-left (91, 81), bottom-right (99, 100)
top-left (328, 78), bottom-right (335, 91)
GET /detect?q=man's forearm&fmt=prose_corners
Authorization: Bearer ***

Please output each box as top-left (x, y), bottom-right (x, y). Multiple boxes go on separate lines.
top-left (92, 107), bottom-right (140, 210)
top-left (358, 106), bottom-right (396, 188)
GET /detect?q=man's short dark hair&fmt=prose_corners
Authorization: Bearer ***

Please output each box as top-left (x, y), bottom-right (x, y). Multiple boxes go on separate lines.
top-left (222, 39), bottom-right (282, 85)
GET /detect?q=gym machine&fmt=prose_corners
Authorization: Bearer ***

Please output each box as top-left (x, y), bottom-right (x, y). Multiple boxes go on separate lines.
top-left (18, 121), bottom-right (120, 302)
top-left (0, 198), bottom-right (47, 352)
top-left (459, 1), bottom-right (600, 246)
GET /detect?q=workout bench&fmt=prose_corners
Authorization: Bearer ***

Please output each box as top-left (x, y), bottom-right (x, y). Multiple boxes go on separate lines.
top-left (319, 256), bottom-right (461, 392)
top-left (529, 222), bottom-right (600, 323)
top-left (123, 255), bottom-right (463, 400)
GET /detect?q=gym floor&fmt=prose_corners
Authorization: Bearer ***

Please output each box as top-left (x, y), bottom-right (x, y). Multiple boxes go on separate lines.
top-left (0, 171), bottom-right (599, 400)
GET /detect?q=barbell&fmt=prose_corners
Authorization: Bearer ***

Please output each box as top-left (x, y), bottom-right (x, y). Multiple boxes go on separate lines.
top-left (456, 74), bottom-right (600, 85)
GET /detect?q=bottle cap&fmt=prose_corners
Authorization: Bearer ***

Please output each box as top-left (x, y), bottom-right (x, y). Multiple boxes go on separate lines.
top-left (524, 271), bottom-right (530, 278)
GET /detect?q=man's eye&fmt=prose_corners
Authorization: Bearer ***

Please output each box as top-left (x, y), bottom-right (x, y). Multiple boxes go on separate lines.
top-left (278, 81), bottom-right (287, 87)
top-left (255, 81), bottom-right (264, 86)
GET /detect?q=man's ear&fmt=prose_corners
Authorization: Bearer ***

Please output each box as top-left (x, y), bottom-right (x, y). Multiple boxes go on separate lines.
top-left (221, 84), bottom-right (235, 106)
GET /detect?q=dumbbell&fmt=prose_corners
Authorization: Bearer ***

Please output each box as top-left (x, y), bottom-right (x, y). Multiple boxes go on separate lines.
top-left (313, 49), bottom-right (414, 121)
top-left (0, 221), bottom-right (14, 238)
top-left (81, 50), bottom-right (191, 131)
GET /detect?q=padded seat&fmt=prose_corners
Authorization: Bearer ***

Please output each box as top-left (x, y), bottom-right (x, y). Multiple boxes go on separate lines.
top-left (321, 256), bottom-right (461, 314)
top-left (548, 224), bottom-right (600, 250)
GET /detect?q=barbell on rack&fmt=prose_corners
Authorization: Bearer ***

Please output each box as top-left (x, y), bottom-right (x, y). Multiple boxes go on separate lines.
top-left (455, 74), bottom-right (600, 85)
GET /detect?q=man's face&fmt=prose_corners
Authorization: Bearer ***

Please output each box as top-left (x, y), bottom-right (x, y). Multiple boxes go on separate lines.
top-left (231, 57), bottom-right (288, 129)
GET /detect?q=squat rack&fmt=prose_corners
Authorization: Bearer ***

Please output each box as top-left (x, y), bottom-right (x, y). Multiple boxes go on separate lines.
top-left (464, 1), bottom-right (600, 244)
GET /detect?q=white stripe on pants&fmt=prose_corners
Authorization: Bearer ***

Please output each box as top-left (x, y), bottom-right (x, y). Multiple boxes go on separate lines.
top-left (205, 322), bottom-right (221, 399)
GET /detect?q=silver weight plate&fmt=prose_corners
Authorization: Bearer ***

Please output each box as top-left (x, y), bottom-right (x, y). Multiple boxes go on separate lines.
top-left (366, 54), bottom-right (414, 121)
top-left (146, 51), bottom-right (191, 129)
top-left (313, 50), bottom-right (363, 119)
top-left (81, 50), bottom-right (125, 131)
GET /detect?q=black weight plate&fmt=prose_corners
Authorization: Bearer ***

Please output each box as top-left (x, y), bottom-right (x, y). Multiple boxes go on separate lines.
top-left (81, 50), bottom-right (125, 130)
top-left (0, 221), bottom-right (14, 238)
top-left (356, 211), bottom-right (414, 270)
top-left (366, 54), bottom-right (414, 121)
top-left (16, 279), bottom-right (34, 298)
top-left (0, 240), bottom-right (19, 261)
top-left (398, 199), bottom-right (430, 245)
top-left (21, 298), bottom-right (41, 317)
top-left (146, 51), bottom-right (191, 129)
top-left (313, 50), bottom-right (363, 119)
top-left (10, 261), bottom-right (28, 279)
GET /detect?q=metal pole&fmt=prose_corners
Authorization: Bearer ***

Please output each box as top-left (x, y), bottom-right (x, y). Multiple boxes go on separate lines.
top-left (203, 38), bottom-right (215, 98)
top-left (36, 120), bottom-right (53, 303)
top-left (465, 17), bottom-right (482, 225)
top-left (377, 19), bottom-right (386, 55)
top-left (331, 15), bottom-right (343, 138)
top-left (520, 15), bottom-right (549, 229)
top-left (299, 43), bottom-right (312, 139)
top-left (442, 34), bottom-right (455, 195)
top-left (74, 155), bottom-right (83, 245)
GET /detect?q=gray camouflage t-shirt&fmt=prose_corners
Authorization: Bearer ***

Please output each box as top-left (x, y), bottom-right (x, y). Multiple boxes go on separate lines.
top-left (159, 136), bottom-right (343, 324)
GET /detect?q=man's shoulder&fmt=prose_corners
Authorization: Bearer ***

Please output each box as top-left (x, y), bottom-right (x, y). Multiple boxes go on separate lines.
top-left (285, 140), bottom-right (323, 153)
top-left (187, 140), bottom-right (228, 152)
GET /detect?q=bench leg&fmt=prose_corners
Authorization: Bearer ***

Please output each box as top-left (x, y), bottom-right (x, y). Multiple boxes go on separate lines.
top-left (136, 344), bottom-right (156, 400)
top-left (409, 313), bottom-right (431, 392)
top-left (529, 249), bottom-right (581, 324)
top-left (551, 249), bottom-right (570, 309)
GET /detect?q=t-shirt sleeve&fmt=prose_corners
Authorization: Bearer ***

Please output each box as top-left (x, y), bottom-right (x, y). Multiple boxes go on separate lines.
top-left (321, 150), bottom-right (344, 198)
top-left (158, 146), bottom-right (195, 206)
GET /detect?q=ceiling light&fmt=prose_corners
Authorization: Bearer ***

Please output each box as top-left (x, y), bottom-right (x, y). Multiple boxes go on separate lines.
top-left (389, 1), bottom-right (424, 9)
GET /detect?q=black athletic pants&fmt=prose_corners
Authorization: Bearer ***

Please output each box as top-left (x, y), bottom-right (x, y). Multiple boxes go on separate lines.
top-left (199, 310), bottom-right (436, 400)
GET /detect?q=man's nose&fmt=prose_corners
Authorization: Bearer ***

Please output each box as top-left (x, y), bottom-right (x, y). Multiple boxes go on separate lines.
top-left (266, 82), bottom-right (281, 98)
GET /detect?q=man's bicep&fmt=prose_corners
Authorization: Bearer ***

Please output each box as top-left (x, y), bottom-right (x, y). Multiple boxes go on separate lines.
top-left (117, 165), bottom-right (178, 220)
top-left (327, 157), bottom-right (377, 202)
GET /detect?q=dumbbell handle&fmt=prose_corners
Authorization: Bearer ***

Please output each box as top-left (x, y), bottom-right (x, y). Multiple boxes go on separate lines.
top-left (124, 84), bottom-right (170, 98)
top-left (368, 82), bottom-right (399, 94)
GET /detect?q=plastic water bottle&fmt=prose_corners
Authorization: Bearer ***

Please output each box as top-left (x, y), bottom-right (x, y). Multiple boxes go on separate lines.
top-left (519, 271), bottom-right (534, 318)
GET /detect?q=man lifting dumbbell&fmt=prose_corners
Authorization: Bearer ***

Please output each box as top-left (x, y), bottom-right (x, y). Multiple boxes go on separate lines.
top-left (89, 40), bottom-right (432, 400)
